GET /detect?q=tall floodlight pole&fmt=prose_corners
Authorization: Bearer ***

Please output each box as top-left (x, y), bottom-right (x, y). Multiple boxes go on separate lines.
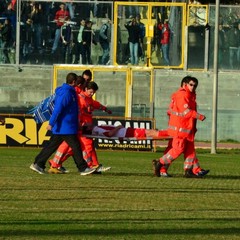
top-left (211, 0), bottom-right (220, 154)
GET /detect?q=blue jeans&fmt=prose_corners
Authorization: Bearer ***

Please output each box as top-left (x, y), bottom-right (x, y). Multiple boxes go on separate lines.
top-left (66, 3), bottom-right (74, 19)
top-left (52, 28), bottom-right (61, 53)
top-left (162, 44), bottom-right (170, 65)
top-left (100, 41), bottom-right (110, 64)
top-left (129, 42), bottom-right (139, 65)
top-left (32, 24), bottom-right (42, 52)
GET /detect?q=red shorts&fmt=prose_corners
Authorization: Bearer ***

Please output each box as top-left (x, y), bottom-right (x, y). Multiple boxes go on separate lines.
top-left (125, 128), bottom-right (146, 138)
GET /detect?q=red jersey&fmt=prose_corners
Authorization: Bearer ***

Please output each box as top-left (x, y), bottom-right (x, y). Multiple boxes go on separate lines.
top-left (158, 23), bottom-right (170, 45)
top-left (55, 9), bottom-right (70, 27)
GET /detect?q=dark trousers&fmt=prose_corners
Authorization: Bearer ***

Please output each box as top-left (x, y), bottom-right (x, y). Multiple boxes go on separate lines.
top-left (82, 44), bottom-right (91, 64)
top-left (74, 42), bottom-right (83, 63)
top-left (34, 134), bottom-right (87, 171)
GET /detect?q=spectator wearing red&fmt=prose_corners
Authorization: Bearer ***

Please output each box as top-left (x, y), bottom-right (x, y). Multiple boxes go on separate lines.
top-left (158, 20), bottom-right (171, 66)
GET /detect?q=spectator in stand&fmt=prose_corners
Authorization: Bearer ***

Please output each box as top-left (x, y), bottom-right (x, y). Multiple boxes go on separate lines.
top-left (73, 19), bottom-right (85, 64)
top-left (228, 22), bottom-right (240, 69)
top-left (0, 18), bottom-right (12, 63)
top-left (10, 0), bottom-right (16, 11)
top-left (151, 19), bottom-right (162, 64)
top-left (158, 20), bottom-right (171, 66)
top-left (65, 2), bottom-right (74, 20)
top-left (136, 14), bottom-right (145, 62)
top-left (2, 1), bottom-right (16, 43)
top-left (51, 3), bottom-right (70, 55)
top-left (116, 17), bottom-right (122, 64)
top-left (82, 19), bottom-right (95, 64)
top-left (99, 18), bottom-right (111, 65)
top-left (125, 16), bottom-right (141, 65)
top-left (28, 3), bottom-right (44, 56)
top-left (60, 16), bottom-right (73, 63)
top-left (218, 23), bottom-right (227, 68)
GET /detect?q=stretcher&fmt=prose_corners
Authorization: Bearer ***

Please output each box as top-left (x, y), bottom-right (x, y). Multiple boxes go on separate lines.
top-left (83, 135), bottom-right (172, 141)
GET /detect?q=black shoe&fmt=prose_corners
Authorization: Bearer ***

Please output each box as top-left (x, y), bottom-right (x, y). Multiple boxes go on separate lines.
top-left (92, 171), bottom-right (102, 174)
top-left (196, 169), bottom-right (210, 177)
top-left (184, 169), bottom-right (209, 178)
top-left (152, 159), bottom-right (161, 177)
top-left (184, 169), bottom-right (200, 178)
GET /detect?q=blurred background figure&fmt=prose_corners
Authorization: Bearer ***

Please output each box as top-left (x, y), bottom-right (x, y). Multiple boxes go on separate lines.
top-left (73, 19), bottom-right (85, 64)
top-left (60, 16), bottom-right (73, 64)
top-left (125, 16), bottom-right (141, 65)
top-left (136, 14), bottom-right (145, 62)
top-left (228, 22), bottom-right (240, 69)
top-left (0, 18), bottom-right (12, 63)
top-left (51, 3), bottom-right (70, 55)
top-left (158, 20), bottom-right (171, 66)
top-left (99, 18), bottom-right (111, 65)
top-left (82, 20), bottom-right (96, 64)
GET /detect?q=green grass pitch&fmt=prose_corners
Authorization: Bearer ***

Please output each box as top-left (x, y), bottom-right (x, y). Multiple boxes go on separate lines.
top-left (0, 147), bottom-right (240, 240)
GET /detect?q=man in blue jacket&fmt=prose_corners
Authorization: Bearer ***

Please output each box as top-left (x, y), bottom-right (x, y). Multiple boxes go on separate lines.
top-left (30, 72), bottom-right (96, 175)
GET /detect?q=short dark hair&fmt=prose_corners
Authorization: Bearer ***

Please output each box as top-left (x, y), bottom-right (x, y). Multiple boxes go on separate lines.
top-left (82, 69), bottom-right (92, 81)
top-left (181, 76), bottom-right (191, 86)
top-left (66, 72), bottom-right (77, 84)
top-left (85, 81), bottom-right (98, 91)
top-left (181, 75), bottom-right (198, 87)
top-left (76, 75), bottom-right (85, 86)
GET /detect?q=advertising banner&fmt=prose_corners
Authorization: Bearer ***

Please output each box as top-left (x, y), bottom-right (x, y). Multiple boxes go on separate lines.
top-left (0, 114), bottom-right (154, 151)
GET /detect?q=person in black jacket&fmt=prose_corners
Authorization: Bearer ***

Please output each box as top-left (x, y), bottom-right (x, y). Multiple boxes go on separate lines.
top-left (0, 18), bottom-right (12, 63)
top-left (125, 16), bottom-right (141, 65)
top-left (82, 20), bottom-right (95, 64)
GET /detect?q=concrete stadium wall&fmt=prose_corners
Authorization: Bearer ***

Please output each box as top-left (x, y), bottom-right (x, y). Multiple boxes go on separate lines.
top-left (0, 65), bottom-right (239, 142)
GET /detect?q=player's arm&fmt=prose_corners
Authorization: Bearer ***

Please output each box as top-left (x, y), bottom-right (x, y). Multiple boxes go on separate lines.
top-left (178, 95), bottom-right (205, 121)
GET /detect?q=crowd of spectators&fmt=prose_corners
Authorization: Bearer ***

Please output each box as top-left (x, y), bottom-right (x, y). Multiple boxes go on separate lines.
top-left (0, 1), bottom-right (240, 69)
top-left (0, 1), bottom-right (112, 64)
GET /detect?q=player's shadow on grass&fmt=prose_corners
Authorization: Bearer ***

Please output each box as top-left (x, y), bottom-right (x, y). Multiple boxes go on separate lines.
top-left (205, 175), bottom-right (240, 180)
top-left (107, 172), bottom-right (240, 180)
top-left (107, 172), bottom-right (150, 177)
top-left (1, 225), bottom-right (240, 238)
